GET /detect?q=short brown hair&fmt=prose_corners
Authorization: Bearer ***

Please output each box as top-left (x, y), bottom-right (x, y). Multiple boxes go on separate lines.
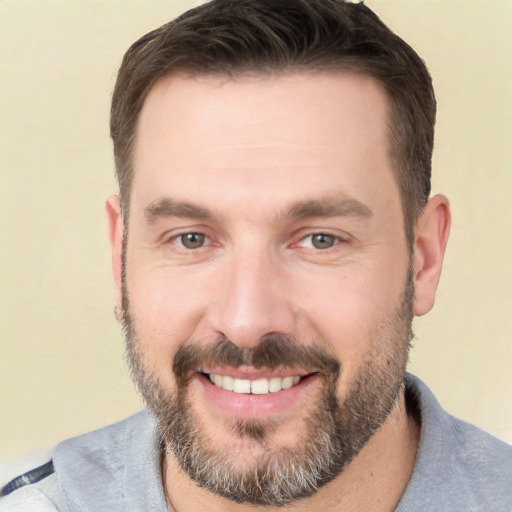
top-left (111, 0), bottom-right (436, 245)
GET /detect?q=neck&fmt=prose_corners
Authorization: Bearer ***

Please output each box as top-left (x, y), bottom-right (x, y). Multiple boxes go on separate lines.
top-left (163, 393), bottom-right (420, 512)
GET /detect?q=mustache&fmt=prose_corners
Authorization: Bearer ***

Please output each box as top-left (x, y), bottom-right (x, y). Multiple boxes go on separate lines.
top-left (173, 334), bottom-right (340, 386)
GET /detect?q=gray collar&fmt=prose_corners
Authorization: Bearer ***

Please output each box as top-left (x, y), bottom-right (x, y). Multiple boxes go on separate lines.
top-left (53, 409), bottom-right (166, 511)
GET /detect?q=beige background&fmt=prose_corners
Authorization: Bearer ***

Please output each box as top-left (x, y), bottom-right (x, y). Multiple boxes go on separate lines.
top-left (1, 0), bottom-right (511, 468)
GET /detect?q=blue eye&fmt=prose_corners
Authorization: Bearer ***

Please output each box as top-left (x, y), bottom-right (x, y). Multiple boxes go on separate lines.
top-left (179, 233), bottom-right (206, 249)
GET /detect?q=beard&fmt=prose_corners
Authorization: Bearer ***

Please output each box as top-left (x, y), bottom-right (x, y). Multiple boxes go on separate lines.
top-left (122, 273), bottom-right (414, 507)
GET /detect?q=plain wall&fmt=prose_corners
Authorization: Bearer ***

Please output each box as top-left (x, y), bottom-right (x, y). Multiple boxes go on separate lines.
top-left (1, 0), bottom-right (511, 465)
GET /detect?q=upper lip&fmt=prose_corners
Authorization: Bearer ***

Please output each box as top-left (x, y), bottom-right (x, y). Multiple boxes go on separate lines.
top-left (198, 366), bottom-right (312, 380)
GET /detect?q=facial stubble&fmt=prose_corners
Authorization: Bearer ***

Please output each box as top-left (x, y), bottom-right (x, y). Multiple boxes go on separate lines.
top-left (122, 272), bottom-right (414, 506)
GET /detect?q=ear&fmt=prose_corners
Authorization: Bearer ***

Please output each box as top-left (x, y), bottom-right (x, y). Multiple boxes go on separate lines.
top-left (412, 194), bottom-right (451, 316)
top-left (105, 195), bottom-right (124, 310)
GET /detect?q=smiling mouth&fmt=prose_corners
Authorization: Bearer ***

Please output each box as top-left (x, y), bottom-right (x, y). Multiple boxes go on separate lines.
top-left (203, 373), bottom-right (308, 395)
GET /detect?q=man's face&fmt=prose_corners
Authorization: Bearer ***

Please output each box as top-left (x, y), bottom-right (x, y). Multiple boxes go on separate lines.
top-left (118, 73), bottom-right (413, 504)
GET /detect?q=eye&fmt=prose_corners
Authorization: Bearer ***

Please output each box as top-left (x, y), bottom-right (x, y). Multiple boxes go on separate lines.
top-left (299, 233), bottom-right (340, 250)
top-left (177, 232), bottom-right (206, 249)
top-left (310, 233), bottom-right (337, 249)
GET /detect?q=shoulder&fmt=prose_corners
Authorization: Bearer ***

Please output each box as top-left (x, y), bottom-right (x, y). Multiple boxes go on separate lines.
top-left (400, 374), bottom-right (512, 511)
top-left (407, 373), bottom-right (512, 470)
top-left (0, 468), bottom-right (65, 511)
top-left (0, 410), bottom-right (157, 512)
top-left (439, 409), bottom-right (512, 497)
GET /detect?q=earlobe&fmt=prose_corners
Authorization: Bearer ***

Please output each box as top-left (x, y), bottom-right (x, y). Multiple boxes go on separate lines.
top-left (105, 195), bottom-right (124, 310)
top-left (412, 194), bottom-right (451, 316)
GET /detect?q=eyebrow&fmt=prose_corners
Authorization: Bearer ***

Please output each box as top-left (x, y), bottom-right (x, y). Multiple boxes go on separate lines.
top-left (144, 198), bottom-right (213, 224)
top-left (286, 196), bottom-right (373, 221)
top-left (144, 195), bottom-right (373, 225)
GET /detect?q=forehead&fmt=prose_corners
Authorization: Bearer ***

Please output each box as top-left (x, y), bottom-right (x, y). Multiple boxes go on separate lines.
top-left (132, 72), bottom-right (398, 216)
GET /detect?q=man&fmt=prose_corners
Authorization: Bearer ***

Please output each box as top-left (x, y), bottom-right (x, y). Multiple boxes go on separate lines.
top-left (1, 0), bottom-right (510, 510)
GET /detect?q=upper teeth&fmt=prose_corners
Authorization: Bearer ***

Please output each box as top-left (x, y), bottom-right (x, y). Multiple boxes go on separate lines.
top-left (209, 374), bottom-right (301, 394)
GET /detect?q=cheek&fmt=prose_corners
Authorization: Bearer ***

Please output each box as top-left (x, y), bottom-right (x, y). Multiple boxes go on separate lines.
top-left (125, 263), bottom-right (211, 364)
top-left (292, 258), bottom-right (409, 377)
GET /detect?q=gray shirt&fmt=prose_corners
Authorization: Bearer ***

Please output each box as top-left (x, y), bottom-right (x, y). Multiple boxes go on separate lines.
top-left (1, 374), bottom-right (511, 511)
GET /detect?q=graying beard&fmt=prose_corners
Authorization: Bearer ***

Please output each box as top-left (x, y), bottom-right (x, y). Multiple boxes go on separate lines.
top-left (123, 271), bottom-right (413, 506)
top-left (174, 435), bottom-right (340, 506)
top-left (161, 394), bottom-right (347, 506)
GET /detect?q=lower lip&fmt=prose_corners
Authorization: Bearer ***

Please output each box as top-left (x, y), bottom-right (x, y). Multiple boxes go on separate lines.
top-left (194, 373), bottom-right (321, 419)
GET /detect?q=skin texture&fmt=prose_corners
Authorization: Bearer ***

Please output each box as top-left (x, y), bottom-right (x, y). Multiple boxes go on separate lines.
top-left (106, 72), bottom-right (450, 511)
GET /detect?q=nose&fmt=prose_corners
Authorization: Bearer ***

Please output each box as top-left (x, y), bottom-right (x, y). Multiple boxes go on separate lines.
top-left (207, 248), bottom-right (296, 348)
